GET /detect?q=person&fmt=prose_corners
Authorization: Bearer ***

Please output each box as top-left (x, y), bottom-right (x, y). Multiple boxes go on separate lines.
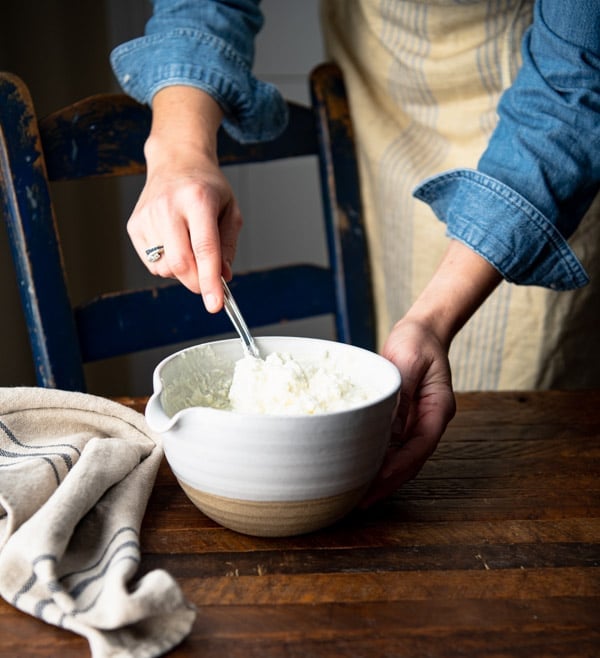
top-left (110, 0), bottom-right (600, 504)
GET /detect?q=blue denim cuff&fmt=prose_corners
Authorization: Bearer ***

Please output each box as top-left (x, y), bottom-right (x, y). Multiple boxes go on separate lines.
top-left (413, 169), bottom-right (590, 291)
top-left (110, 29), bottom-right (288, 144)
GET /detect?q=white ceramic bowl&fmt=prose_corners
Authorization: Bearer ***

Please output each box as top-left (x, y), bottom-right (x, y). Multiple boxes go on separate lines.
top-left (145, 336), bottom-right (401, 537)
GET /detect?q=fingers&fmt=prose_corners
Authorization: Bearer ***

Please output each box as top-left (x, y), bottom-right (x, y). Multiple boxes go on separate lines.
top-left (219, 199), bottom-right (243, 282)
top-left (360, 391), bottom-right (455, 508)
top-left (191, 198), bottom-right (243, 312)
top-left (127, 167), bottom-right (243, 313)
top-left (359, 435), bottom-right (429, 508)
top-left (358, 317), bottom-right (457, 507)
top-left (130, 203), bottom-right (204, 292)
top-left (187, 203), bottom-right (222, 312)
top-left (388, 390), bottom-right (455, 480)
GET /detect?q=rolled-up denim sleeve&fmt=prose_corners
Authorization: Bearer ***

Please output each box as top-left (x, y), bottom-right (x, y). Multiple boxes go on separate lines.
top-left (110, 0), bottom-right (288, 143)
top-left (414, 0), bottom-right (600, 290)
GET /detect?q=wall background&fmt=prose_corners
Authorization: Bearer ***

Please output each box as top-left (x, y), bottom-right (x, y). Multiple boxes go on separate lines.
top-left (0, 0), bottom-right (329, 396)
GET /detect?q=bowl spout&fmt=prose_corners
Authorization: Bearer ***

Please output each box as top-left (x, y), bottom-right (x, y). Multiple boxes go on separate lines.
top-left (145, 392), bottom-right (180, 433)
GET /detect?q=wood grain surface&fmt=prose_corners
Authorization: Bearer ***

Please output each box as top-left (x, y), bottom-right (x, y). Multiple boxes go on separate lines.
top-left (1, 391), bottom-right (598, 657)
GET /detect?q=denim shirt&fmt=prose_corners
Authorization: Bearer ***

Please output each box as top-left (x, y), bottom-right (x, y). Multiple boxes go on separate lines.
top-left (110, 0), bottom-right (288, 142)
top-left (110, 0), bottom-right (600, 291)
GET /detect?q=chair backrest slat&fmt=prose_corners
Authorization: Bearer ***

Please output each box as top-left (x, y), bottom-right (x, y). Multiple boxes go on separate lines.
top-left (40, 98), bottom-right (319, 181)
top-left (75, 265), bottom-right (335, 363)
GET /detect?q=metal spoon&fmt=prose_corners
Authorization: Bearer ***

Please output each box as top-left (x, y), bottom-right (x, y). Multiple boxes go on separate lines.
top-left (221, 277), bottom-right (261, 358)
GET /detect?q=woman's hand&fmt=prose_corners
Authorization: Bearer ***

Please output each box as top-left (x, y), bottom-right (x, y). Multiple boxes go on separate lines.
top-left (361, 317), bottom-right (456, 506)
top-left (362, 240), bottom-right (503, 505)
top-left (127, 85), bottom-right (242, 313)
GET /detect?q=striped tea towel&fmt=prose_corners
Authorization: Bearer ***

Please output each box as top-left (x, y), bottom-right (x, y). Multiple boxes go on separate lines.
top-left (0, 387), bottom-right (195, 658)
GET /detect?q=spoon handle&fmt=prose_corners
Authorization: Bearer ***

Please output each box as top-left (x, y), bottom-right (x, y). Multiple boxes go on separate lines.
top-left (221, 277), bottom-right (261, 358)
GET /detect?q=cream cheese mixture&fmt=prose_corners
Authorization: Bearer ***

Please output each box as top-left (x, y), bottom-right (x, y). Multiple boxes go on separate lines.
top-left (227, 351), bottom-right (375, 415)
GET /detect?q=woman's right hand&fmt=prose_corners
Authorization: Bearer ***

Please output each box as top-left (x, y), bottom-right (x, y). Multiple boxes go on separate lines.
top-left (127, 85), bottom-right (242, 313)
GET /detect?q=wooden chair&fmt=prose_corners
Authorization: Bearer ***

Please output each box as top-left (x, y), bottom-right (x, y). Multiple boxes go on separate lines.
top-left (0, 63), bottom-right (375, 392)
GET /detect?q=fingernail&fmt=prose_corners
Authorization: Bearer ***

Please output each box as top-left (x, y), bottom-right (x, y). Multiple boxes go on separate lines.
top-left (204, 293), bottom-right (219, 313)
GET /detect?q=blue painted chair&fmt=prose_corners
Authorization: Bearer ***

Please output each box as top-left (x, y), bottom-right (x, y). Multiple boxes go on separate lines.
top-left (0, 63), bottom-right (375, 392)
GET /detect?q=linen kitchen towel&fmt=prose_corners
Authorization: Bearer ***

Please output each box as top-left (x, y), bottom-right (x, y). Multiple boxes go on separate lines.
top-left (0, 387), bottom-right (195, 658)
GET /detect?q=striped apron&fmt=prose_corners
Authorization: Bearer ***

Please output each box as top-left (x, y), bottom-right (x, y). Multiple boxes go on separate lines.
top-left (321, 0), bottom-right (600, 390)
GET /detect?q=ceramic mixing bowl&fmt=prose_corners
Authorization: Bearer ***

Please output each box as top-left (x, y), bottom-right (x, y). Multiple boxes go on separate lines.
top-left (145, 336), bottom-right (401, 537)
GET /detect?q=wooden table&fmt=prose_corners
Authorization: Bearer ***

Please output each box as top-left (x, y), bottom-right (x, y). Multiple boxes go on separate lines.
top-left (1, 391), bottom-right (599, 657)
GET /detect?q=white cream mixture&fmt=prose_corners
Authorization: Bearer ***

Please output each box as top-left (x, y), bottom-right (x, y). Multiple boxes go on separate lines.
top-left (227, 351), bottom-right (375, 415)
top-left (159, 344), bottom-right (385, 419)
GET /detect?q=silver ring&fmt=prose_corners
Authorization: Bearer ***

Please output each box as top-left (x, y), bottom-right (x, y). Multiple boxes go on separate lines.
top-left (145, 245), bottom-right (164, 263)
